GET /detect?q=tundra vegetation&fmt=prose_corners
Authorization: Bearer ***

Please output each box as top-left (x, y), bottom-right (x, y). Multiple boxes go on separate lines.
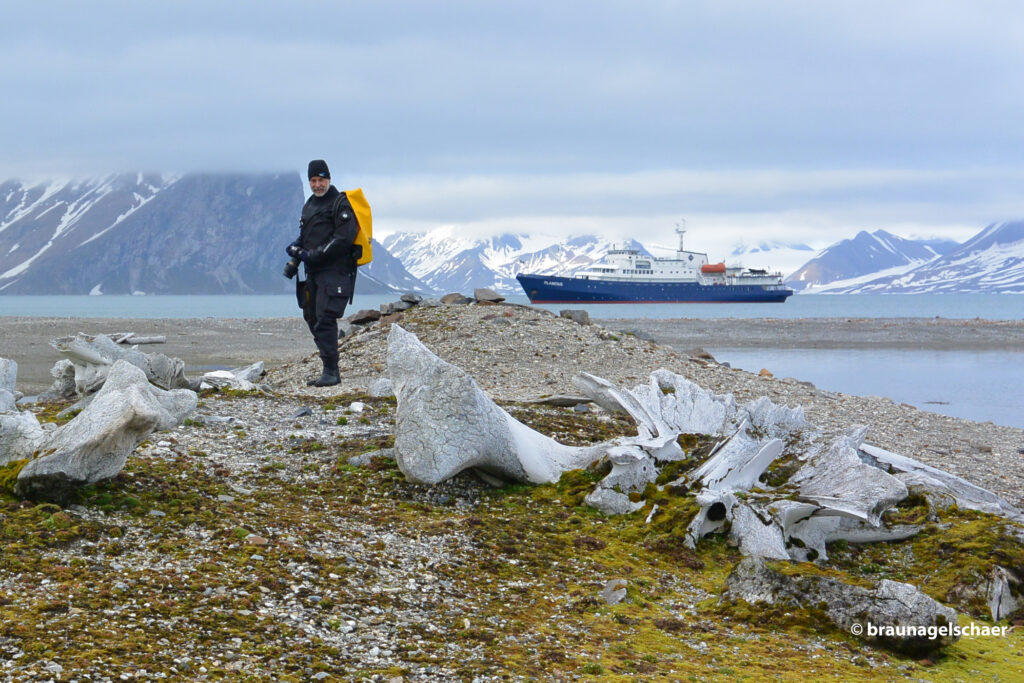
top-left (0, 303), bottom-right (1021, 681)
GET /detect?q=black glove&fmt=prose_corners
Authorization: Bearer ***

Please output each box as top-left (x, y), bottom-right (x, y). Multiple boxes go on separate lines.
top-left (286, 244), bottom-right (303, 258)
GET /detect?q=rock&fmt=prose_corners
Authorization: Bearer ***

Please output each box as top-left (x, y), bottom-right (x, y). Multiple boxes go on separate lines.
top-left (289, 407), bottom-right (313, 419)
top-left (419, 298), bottom-right (442, 308)
top-left (387, 325), bottom-right (607, 484)
top-left (573, 403), bottom-right (590, 414)
top-left (400, 292), bottom-right (423, 304)
top-left (440, 293), bottom-right (473, 305)
top-left (15, 360), bottom-right (197, 503)
top-left (381, 312), bottom-right (404, 325)
top-left (338, 320), bottom-right (356, 338)
top-left (380, 302), bottom-right (395, 315)
top-left (50, 333), bottom-right (190, 394)
top-left (473, 288), bottom-right (504, 303)
top-left (724, 557), bottom-right (959, 653)
top-left (0, 390), bottom-right (15, 413)
top-left (600, 579), bottom-right (628, 605)
top-left (348, 309), bottom-right (382, 325)
top-left (368, 378), bottom-right (394, 397)
top-left (559, 309), bottom-right (590, 325)
top-left (392, 300), bottom-right (414, 312)
top-left (688, 347), bottom-right (716, 361)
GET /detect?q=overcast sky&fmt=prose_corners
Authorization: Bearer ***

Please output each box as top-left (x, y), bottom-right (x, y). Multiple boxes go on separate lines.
top-left (3, 0), bottom-right (1023, 262)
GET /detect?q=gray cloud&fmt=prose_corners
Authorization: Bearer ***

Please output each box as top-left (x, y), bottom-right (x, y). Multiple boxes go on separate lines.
top-left (1, 0), bottom-right (1022, 243)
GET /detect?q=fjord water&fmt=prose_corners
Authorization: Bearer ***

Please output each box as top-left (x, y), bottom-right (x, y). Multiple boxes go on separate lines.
top-left (1, 293), bottom-right (1022, 427)
top-left (3, 292), bottom-right (1024, 319)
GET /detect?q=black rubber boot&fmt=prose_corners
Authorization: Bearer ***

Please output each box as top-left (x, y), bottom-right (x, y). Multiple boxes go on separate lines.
top-left (311, 363), bottom-right (340, 387)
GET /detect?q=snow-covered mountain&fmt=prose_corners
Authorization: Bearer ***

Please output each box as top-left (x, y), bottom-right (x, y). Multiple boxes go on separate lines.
top-left (382, 228), bottom-right (639, 294)
top-left (786, 229), bottom-right (958, 292)
top-left (808, 222), bottom-right (1024, 294)
top-left (0, 174), bottom-right (425, 295)
top-left (729, 240), bottom-right (816, 277)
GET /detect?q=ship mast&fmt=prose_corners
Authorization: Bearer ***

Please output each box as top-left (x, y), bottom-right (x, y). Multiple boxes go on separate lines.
top-left (675, 219), bottom-right (687, 253)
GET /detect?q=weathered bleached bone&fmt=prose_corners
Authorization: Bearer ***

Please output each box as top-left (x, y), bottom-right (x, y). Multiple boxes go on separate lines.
top-left (199, 362), bottom-right (264, 391)
top-left (687, 424), bottom-right (784, 491)
top-left (790, 430), bottom-right (907, 526)
top-left (0, 358), bottom-right (16, 394)
top-left (36, 359), bottom-right (78, 404)
top-left (1, 359), bottom-right (45, 464)
top-left (685, 489), bottom-right (738, 546)
top-left (388, 325), bottom-right (608, 484)
top-left (584, 487), bottom-right (644, 515)
top-left (15, 360), bottom-right (197, 503)
top-left (573, 372), bottom-right (682, 460)
top-left (0, 358), bottom-right (16, 412)
top-left (50, 333), bottom-right (190, 394)
top-left (986, 566), bottom-right (1021, 621)
top-left (859, 443), bottom-right (1024, 522)
top-left (600, 445), bottom-right (658, 493)
top-left (774, 500), bottom-right (921, 561)
top-left (1, 411), bottom-right (46, 466)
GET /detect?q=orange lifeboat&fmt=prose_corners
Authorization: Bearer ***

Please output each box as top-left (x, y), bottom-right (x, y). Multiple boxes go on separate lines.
top-left (701, 263), bottom-right (726, 274)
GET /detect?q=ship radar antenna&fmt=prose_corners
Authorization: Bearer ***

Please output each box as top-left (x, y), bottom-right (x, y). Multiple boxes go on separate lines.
top-left (675, 219), bottom-right (687, 252)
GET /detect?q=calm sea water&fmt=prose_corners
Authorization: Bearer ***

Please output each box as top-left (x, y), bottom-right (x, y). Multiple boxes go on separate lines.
top-left (2, 293), bottom-right (1022, 428)
top-left (714, 348), bottom-right (1024, 429)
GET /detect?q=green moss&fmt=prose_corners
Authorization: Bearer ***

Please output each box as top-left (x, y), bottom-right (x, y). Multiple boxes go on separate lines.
top-left (0, 459), bottom-right (29, 497)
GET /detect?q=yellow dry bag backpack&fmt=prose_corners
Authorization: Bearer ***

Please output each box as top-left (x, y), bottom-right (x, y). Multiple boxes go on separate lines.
top-left (336, 188), bottom-right (372, 266)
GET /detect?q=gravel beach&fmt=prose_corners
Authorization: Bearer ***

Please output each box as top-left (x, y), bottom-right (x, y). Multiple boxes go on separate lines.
top-left (5, 314), bottom-right (1024, 394)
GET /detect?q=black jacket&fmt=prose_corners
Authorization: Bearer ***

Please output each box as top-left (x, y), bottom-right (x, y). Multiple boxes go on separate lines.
top-left (297, 186), bottom-right (359, 277)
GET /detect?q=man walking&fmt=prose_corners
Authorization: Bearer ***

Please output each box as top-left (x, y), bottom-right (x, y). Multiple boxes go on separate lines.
top-left (286, 159), bottom-right (359, 387)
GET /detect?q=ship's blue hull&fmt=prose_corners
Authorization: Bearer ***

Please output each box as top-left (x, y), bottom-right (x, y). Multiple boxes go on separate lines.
top-left (516, 274), bottom-right (793, 303)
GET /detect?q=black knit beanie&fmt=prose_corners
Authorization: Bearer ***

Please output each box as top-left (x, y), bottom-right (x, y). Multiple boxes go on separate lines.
top-left (307, 159), bottom-right (330, 179)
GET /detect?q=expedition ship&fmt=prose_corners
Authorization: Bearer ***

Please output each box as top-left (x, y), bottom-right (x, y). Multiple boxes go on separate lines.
top-left (516, 226), bottom-right (793, 303)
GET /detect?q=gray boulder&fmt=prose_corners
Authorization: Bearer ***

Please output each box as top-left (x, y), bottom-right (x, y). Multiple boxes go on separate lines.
top-left (419, 298), bottom-right (442, 308)
top-left (400, 292), bottom-right (424, 304)
top-left (15, 361), bottom-right (197, 503)
top-left (440, 293), bottom-right (473, 305)
top-left (559, 309), bottom-right (590, 325)
top-left (348, 309), bottom-right (382, 325)
top-left (392, 300), bottom-right (415, 312)
top-left (724, 557), bottom-right (959, 653)
top-left (473, 288), bottom-right (504, 303)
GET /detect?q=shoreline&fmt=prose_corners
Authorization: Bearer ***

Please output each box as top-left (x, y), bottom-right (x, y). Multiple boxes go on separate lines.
top-left (3, 314), bottom-right (1024, 394)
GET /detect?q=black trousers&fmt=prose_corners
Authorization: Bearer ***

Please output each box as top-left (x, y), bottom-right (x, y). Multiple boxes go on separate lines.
top-left (301, 271), bottom-right (350, 369)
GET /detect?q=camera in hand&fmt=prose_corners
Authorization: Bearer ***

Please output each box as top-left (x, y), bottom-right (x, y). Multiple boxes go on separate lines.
top-left (283, 257), bottom-right (301, 279)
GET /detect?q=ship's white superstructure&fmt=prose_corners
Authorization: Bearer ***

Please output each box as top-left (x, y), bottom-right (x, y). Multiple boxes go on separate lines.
top-left (575, 226), bottom-right (786, 286)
